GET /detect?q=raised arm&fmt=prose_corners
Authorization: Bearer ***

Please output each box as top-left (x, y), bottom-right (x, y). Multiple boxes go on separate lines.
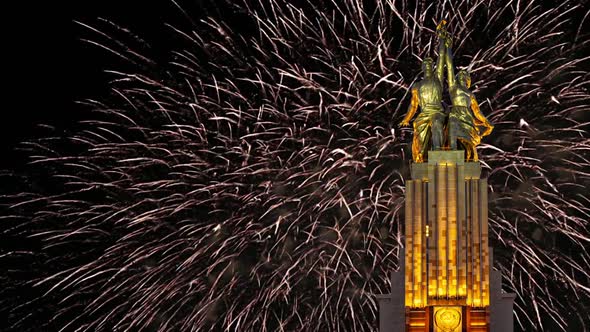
top-left (436, 21), bottom-right (454, 88)
top-left (470, 95), bottom-right (494, 136)
top-left (400, 87), bottom-right (419, 126)
top-left (435, 40), bottom-right (446, 84)
top-left (445, 43), bottom-right (456, 89)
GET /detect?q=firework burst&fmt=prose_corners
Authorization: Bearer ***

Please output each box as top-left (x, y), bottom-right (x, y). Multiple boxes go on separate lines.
top-left (2, 0), bottom-right (589, 331)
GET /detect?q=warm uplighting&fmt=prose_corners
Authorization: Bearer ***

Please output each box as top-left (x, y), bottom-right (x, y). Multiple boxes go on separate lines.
top-left (403, 151), bottom-right (492, 330)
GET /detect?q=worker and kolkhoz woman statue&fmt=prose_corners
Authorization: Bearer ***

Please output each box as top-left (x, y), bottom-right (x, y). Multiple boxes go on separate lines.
top-left (400, 21), bottom-right (494, 163)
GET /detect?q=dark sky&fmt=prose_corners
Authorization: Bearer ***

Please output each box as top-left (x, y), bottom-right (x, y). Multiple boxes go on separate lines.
top-left (3, 1), bottom-right (213, 167)
top-left (4, 2), bottom-right (112, 165)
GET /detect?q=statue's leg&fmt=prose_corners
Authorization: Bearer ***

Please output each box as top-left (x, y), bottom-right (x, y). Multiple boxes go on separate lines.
top-left (460, 139), bottom-right (478, 161)
top-left (422, 128), bottom-right (432, 161)
top-left (470, 130), bottom-right (480, 162)
top-left (442, 119), bottom-right (450, 149)
top-left (412, 122), bottom-right (422, 162)
top-left (462, 140), bottom-right (472, 160)
top-left (430, 113), bottom-right (445, 150)
top-left (471, 144), bottom-right (479, 161)
top-left (412, 131), bottom-right (422, 163)
top-left (448, 115), bottom-right (459, 150)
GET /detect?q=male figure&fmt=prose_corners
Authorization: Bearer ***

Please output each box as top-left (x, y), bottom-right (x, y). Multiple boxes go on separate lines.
top-left (443, 34), bottom-right (493, 161)
top-left (399, 32), bottom-right (448, 163)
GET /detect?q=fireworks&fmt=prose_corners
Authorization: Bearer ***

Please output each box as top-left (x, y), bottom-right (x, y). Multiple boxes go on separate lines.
top-left (2, 0), bottom-right (589, 331)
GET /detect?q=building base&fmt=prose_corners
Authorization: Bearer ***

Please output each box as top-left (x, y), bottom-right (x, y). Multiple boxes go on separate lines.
top-left (377, 249), bottom-right (515, 332)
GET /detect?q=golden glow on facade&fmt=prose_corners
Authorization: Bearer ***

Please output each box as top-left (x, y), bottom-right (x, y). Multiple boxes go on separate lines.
top-left (404, 151), bottom-right (491, 330)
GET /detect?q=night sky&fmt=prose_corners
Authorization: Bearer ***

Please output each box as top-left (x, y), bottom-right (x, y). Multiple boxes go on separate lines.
top-left (4, 1), bottom-right (180, 163)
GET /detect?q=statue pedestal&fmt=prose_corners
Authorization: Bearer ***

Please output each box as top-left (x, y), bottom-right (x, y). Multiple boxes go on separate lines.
top-left (377, 150), bottom-right (515, 332)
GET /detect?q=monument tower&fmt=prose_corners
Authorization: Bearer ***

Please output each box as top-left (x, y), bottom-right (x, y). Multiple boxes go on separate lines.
top-left (377, 21), bottom-right (515, 332)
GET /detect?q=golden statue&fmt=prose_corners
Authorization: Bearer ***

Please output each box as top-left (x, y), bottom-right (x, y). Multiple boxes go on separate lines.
top-left (440, 23), bottom-right (493, 161)
top-left (399, 22), bottom-right (448, 163)
top-left (401, 21), bottom-right (494, 162)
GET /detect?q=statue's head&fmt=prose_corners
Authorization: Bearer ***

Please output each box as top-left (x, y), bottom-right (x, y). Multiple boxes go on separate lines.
top-left (422, 57), bottom-right (434, 77)
top-left (457, 70), bottom-right (471, 88)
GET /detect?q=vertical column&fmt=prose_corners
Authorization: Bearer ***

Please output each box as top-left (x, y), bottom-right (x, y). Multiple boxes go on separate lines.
top-left (480, 179), bottom-right (490, 306)
top-left (405, 180), bottom-right (414, 306)
top-left (457, 165), bottom-right (466, 298)
top-left (413, 181), bottom-right (423, 307)
top-left (421, 181), bottom-right (428, 306)
top-left (428, 166), bottom-right (437, 297)
top-left (447, 164), bottom-right (457, 298)
top-left (466, 180), bottom-right (473, 305)
top-left (471, 180), bottom-right (482, 306)
top-left (437, 165), bottom-right (447, 297)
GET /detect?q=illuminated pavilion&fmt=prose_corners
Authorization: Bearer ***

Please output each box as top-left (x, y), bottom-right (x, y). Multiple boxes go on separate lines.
top-left (377, 150), bottom-right (515, 331)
